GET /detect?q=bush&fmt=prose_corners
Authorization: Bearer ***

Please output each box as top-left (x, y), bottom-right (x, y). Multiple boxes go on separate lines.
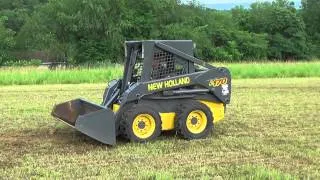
top-left (0, 52), bottom-right (15, 66)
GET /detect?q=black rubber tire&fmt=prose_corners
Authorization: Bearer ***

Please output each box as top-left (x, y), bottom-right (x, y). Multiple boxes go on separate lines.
top-left (120, 104), bottom-right (162, 142)
top-left (115, 103), bottom-right (133, 136)
top-left (175, 101), bottom-right (213, 140)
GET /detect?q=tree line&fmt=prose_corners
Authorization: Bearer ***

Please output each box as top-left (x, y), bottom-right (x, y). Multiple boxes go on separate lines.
top-left (0, 0), bottom-right (319, 65)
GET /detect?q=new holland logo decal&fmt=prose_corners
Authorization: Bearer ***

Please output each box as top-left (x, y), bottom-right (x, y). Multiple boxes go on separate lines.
top-left (209, 77), bottom-right (228, 87)
top-left (147, 77), bottom-right (191, 91)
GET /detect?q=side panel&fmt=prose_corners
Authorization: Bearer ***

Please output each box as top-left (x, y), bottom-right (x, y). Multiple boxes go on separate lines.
top-left (156, 100), bottom-right (225, 131)
top-left (199, 101), bottom-right (225, 123)
top-left (120, 68), bottom-right (231, 105)
top-left (160, 112), bottom-right (176, 130)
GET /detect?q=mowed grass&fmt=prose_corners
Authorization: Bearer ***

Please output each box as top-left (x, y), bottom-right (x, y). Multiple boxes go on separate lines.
top-left (0, 78), bottom-right (319, 179)
top-left (0, 61), bottom-right (319, 85)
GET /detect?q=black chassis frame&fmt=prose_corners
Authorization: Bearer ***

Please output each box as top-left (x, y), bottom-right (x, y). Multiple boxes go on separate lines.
top-left (103, 40), bottom-right (231, 113)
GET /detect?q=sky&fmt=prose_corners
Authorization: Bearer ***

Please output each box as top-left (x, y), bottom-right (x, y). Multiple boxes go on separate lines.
top-left (182, 0), bottom-right (301, 10)
top-left (183, 0), bottom-right (301, 4)
top-left (194, 0), bottom-right (273, 4)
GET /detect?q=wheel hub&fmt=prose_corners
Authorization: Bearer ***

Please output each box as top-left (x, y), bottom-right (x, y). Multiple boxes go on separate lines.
top-left (138, 121), bottom-right (146, 129)
top-left (191, 117), bottom-right (198, 125)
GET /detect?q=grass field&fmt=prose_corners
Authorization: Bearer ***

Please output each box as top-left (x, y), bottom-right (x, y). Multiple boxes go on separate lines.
top-left (0, 61), bottom-right (319, 85)
top-left (0, 78), bottom-right (319, 179)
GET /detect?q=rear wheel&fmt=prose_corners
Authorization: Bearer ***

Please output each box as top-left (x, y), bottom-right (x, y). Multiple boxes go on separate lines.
top-left (176, 101), bottom-right (213, 139)
top-left (120, 104), bottom-right (161, 142)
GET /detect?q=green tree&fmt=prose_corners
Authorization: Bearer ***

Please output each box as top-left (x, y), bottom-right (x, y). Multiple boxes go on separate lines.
top-left (0, 16), bottom-right (16, 65)
top-left (233, 0), bottom-right (309, 60)
top-left (10, 0), bottom-right (312, 63)
top-left (0, 0), bottom-right (48, 32)
top-left (19, 0), bottom-right (126, 64)
top-left (302, 0), bottom-right (320, 57)
top-left (302, 0), bottom-right (320, 35)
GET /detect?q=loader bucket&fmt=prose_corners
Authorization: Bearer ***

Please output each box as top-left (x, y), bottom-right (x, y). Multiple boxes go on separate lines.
top-left (52, 99), bottom-right (116, 145)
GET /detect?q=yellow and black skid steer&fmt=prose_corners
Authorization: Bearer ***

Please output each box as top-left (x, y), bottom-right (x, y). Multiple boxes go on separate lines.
top-left (52, 40), bottom-right (231, 145)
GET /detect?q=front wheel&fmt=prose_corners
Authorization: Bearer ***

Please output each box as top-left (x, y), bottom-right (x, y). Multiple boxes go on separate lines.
top-left (120, 104), bottom-right (162, 142)
top-left (176, 101), bottom-right (213, 140)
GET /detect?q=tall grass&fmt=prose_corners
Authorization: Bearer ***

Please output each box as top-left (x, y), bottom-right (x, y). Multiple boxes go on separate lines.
top-left (0, 65), bottom-right (123, 85)
top-left (226, 61), bottom-right (320, 79)
top-left (0, 62), bottom-right (319, 85)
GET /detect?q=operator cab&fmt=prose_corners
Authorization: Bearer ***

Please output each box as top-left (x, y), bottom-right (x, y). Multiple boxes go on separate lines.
top-left (122, 40), bottom-right (201, 93)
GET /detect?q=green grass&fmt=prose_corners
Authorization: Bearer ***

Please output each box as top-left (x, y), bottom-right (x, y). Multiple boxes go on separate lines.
top-left (0, 65), bottom-right (123, 85)
top-left (0, 61), bottom-right (319, 85)
top-left (226, 61), bottom-right (320, 78)
top-left (0, 78), bottom-right (319, 178)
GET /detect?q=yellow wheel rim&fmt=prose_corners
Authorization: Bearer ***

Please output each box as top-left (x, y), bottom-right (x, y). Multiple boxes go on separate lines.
top-left (132, 114), bottom-right (156, 139)
top-left (186, 110), bottom-right (207, 134)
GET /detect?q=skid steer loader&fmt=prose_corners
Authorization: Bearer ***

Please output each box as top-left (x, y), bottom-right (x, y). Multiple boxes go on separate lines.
top-left (52, 40), bottom-right (231, 145)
